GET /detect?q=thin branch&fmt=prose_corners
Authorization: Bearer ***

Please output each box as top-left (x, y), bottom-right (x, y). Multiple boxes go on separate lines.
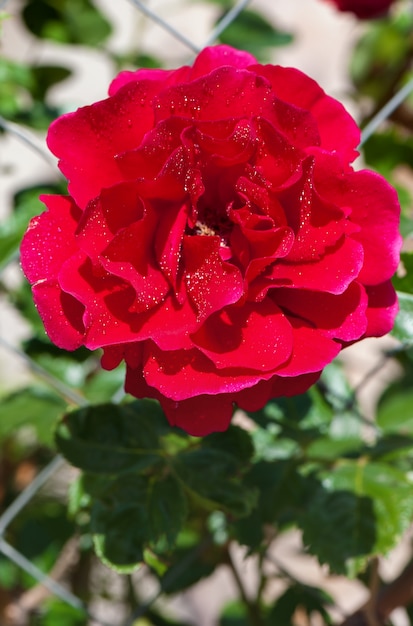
top-left (226, 547), bottom-right (266, 626)
top-left (338, 557), bottom-right (413, 626)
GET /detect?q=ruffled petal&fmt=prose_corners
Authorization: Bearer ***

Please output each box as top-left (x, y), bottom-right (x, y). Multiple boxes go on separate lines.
top-left (20, 195), bottom-right (81, 283)
top-left (276, 282), bottom-right (368, 342)
top-left (31, 281), bottom-right (85, 350)
top-left (252, 65), bottom-right (360, 162)
top-left (183, 235), bottom-right (243, 320)
top-left (364, 281), bottom-right (399, 337)
top-left (47, 80), bottom-right (167, 209)
top-left (192, 299), bottom-right (292, 370)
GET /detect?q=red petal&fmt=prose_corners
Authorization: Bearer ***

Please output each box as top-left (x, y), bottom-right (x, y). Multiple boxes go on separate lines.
top-left (313, 155), bottom-right (401, 285)
top-left (266, 236), bottom-right (364, 295)
top-left (252, 65), bottom-right (360, 162)
top-left (236, 371), bottom-right (320, 411)
top-left (161, 394), bottom-right (234, 436)
top-left (189, 45), bottom-right (257, 78)
top-left (276, 282), bottom-right (368, 342)
top-left (278, 157), bottom-right (349, 262)
top-left (108, 66), bottom-right (190, 96)
top-left (364, 281), bottom-right (398, 337)
top-left (58, 252), bottom-right (142, 349)
top-left (47, 80), bottom-right (165, 209)
top-left (142, 343), bottom-right (270, 400)
top-left (183, 235), bottom-right (243, 320)
top-left (21, 195), bottom-right (81, 283)
top-left (153, 66), bottom-right (274, 124)
top-left (31, 281), bottom-right (85, 350)
top-left (192, 299), bottom-right (292, 370)
top-left (275, 323), bottom-right (341, 377)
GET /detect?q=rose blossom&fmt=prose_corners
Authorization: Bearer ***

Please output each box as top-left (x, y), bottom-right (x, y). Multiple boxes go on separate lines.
top-left (20, 45), bottom-right (401, 436)
top-left (325, 0), bottom-right (395, 19)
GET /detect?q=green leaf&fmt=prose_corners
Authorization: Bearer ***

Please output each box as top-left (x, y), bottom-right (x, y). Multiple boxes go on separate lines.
top-left (392, 291), bottom-right (413, 342)
top-left (0, 386), bottom-right (66, 445)
top-left (350, 15), bottom-right (413, 100)
top-left (249, 387), bottom-right (335, 455)
top-left (300, 488), bottom-right (376, 574)
top-left (202, 425), bottom-right (254, 466)
top-left (266, 584), bottom-right (333, 625)
top-left (91, 475), bottom-right (150, 569)
top-left (173, 447), bottom-right (257, 516)
top-left (42, 598), bottom-right (85, 626)
top-left (232, 461), bottom-right (319, 550)
top-left (218, 9), bottom-right (293, 58)
top-left (22, 0), bottom-right (112, 47)
top-left (377, 388), bottom-right (413, 434)
top-left (220, 600), bottom-right (249, 626)
top-left (393, 252), bottom-right (413, 293)
top-left (302, 462), bottom-right (413, 573)
top-left (306, 437), bottom-right (364, 461)
top-left (30, 65), bottom-right (72, 100)
top-left (55, 401), bottom-right (164, 474)
top-left (148, 474), bottom-right (188, 549)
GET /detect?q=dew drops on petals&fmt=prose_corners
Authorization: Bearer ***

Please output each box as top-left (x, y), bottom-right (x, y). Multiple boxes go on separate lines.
top-left (20, 44), bottom-right (401, 436)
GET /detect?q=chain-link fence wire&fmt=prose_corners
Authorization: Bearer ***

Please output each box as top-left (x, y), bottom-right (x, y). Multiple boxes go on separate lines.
top-left (0, 0), bottom-right (413, 623)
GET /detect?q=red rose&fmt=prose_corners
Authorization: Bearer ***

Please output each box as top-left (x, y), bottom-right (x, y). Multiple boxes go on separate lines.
top-left (325, 0), bottom-right (395, 19)
top-left (20, 45), bottom-right (401, 436)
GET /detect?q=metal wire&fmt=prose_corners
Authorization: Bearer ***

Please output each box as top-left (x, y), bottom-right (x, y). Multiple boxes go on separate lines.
top-left (125, 0), bottom-right (201, 53)
top-left (360, 76), bottom-right (413, 146)
top-left (1, 0), bottom-right (412, 623)
top-left (0, 115), bottom-right (58, 169)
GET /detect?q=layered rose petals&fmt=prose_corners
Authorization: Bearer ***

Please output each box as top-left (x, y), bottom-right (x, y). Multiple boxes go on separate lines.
top-left (20, 45), bottom-right (401, 435)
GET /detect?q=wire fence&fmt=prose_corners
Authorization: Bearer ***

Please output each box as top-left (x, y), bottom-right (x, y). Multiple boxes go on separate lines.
top-left (0, 0), bottom-right (413, 624)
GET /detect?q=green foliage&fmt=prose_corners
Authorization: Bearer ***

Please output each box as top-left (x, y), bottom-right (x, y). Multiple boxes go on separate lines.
top-left (351, 12), bottom-right (413, 101)
top-left (216, 9), bottom-right (293, 58)
top-left (40, 599), bottom-right (85, 626)
top-left (266, 583), bottom-right (334, 625)
top-left (22, 0), bottom-right (111, 46)
top-left (0, 58), bottom-right (72, 128)
top-left (0, 386), bottom-right (67, 446)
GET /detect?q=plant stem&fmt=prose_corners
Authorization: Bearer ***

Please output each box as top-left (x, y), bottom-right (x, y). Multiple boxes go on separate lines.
top-left (226, 547), bottom-right (266, 626)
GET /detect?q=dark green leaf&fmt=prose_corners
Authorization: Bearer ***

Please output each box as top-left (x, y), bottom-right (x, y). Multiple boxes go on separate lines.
top-left (55, 401), bottom-right (164, 474)
top-left (266, 584), bottom-right (333, 625)
top-left (30, 65), bottom-right (72, 100)
top-left (202, 425), bottom-right (254, 466)
top-left (301, 488), bottom-right (376, 574)
top-left (232, 461), bottom-right (319, 550)
top-left (22, 0), bottom-right (112, 47)
top-left (303, 462), bottom-right (413, 573)
top-left (148, 474), bottom-right (188, 549)
top-left (174, 447), bottom-right (257, 516)
top-left (91, 475), bottom-right (150, 569)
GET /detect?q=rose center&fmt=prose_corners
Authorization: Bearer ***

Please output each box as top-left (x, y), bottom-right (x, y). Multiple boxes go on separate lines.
top-left (188, 202), bottom-right (233, 246)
